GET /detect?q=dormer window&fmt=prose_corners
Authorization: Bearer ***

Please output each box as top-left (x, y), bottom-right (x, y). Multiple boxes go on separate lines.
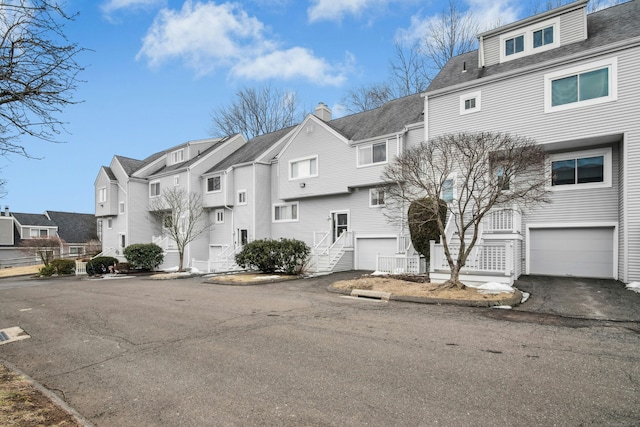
top-left (533, 26), bottom-right (554, 48)
top-left (171, 149), bottom-right (184, 164)
top-left (505, 34), bottom-right (524, 56)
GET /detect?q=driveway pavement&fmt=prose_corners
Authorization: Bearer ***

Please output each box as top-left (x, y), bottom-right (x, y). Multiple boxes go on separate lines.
top-left (513, 275), bottom-right (640, 322)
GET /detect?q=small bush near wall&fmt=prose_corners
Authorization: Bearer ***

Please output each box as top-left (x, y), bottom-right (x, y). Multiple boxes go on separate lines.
top-left (86, 256), bottom-right (119, 275)
top-left (50, 259), bottom-right (75, 275)
top-left (235, 239), bottom-right (310, 274)
top-left (123, 243), bottom-right (164, 271)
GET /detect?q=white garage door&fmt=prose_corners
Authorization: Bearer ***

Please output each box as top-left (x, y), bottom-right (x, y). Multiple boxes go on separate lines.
top-left (529, 227), bottom-right (614, 278)
top-left (356, 238), bottom-right (397, 271)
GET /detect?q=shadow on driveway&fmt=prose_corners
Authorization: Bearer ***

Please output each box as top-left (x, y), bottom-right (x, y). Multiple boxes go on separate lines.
top-left (512, 275), bottom-right (640, 322)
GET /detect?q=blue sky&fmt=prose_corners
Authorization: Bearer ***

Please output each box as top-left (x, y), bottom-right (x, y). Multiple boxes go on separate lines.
top-left (2, 0), bottom-right (533, 215)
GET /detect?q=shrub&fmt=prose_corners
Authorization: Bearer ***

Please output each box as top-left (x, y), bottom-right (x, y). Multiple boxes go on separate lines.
top-left (115, 262), bottom-right (130, 273)
top-left (86, 256), bottom-right (119, 276)
top-left (235, 239), bottom-right (310, 274)
top-left (38, 264), bottom-right (56, 277)
top-left (50, 258), bottom-right (75, 275)
top-left (123, 243), bottom-right (164, 271)
top-left (408, 198), bottom-right (448, 259)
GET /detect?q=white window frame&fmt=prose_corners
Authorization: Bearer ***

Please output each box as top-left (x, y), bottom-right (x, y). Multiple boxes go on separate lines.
top-left (441, 173), bottom-right (457, 203)
top-left (173, 175), bottom-right (180, 186)
top-left (171, 149), bottom-right (184, 164)
top-left (98, 187), bottom-right (107, 203)
top-left (107, 218), bottom-right (113, 229)
top-left (544, 57), bottom-right (618, 113)
top-left (549, 147), bottom-right (612, 191)
top-left (273, 202), bottom-right (299, 223)
top-left (30, 228), bottom-right (49, 238)
top-left (357, 141), bottom-right (388, 168)
top-left (289, 155), bottom-right (318, 180)
top-left (500, 17), bottom-right (559, 63)
top-left (215, 209), bottom-right (224, 224)
top-left (150, 181), bottom-right (161, 198)
top-left (207, 176), bottom-right (221, 193)
top-left (119, 201), bottom-right (125, 214)
top-left (369, 189), bottom-right (385, 207)
top-left (237, 190), bottom-right (247, 205)
top-left (459, 91), bottom-right (481, 115)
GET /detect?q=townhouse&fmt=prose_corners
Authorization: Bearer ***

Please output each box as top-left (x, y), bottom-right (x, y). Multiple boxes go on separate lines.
top-left (424, 0), bottom-right (640, 283)
top-left (95, 0), bottom-right (640, 283)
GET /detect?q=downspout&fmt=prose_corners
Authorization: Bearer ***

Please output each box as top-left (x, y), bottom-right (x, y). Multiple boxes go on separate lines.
top-left (478, 36), bottom-right (485, 68)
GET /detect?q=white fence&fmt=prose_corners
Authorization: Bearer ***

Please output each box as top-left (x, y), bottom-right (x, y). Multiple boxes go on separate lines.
top-left (75, 261), bottom-right (87, 275)
top-left (430, 241), bottom-right (515, 275)
top-left (376, 255), bottom-right (421, 274)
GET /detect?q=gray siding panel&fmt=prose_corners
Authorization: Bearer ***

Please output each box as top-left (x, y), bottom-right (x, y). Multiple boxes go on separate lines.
top-left (559, 8), bottom-right (587, 45)
top-left (483, 36), bottom-right (501, 67)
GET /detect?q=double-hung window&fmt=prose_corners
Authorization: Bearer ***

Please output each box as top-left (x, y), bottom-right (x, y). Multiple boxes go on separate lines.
top-left (441, 174), bottom-right (457, 203)
top-left (358, 142), bottom-right (387, 167)
top-left (171, 149), bottom-right (184, 164)
top-left (545, 58), bottom-right (617, 113)
top-left (238, 190), bottom-right (247, 205)
top-left (150, 181), bottom-right (160, 197)
top-left (98, 187), bottom-right (107, 203)
top-left (273, 203), bottom-right (298, 222)
top-left (290, 156), bottom-right (318, 180)
top-left (550, 148), bottom-right (611, 190)
top-left (369, 189), bottom-right (385, 207)
top-left (207, 176), bottom-right (221, 192)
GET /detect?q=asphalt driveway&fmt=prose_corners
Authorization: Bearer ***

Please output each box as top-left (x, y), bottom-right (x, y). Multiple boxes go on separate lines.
top-left (513, 275), bottom-right (640, 322)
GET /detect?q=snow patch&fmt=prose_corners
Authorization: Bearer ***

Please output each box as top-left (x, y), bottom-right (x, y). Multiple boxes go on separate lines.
top-left (626, 282), bottom-right (640, 293)
top-left (253, 275), bottom-right (280, 281)
top-left (466, 282), bottom-right (515, 294)
top-left (520, 292), bottom-right (530, 303)
top-left (491, 305), bottom-right (513, 309)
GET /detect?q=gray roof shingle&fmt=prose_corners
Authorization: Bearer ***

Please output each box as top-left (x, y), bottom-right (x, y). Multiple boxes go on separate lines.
top-left (45, 211), bottom-right (98, 243)
top-left (11, 213), bottom-right (56, 228)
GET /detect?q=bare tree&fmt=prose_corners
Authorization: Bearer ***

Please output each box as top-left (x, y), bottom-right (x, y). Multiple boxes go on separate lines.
top-left (421, 0), bottom-right (480, 78)
top-left (210, 83), bottom-right (302, 140)
top-left (382, 132), bottom-right (549, 289)
top-left (148, 188), bottom-right (211, 272)
top-left (0, 0), bottom-right (85, 157)
top-left (340, 82), bottom-right (394, 114)
top-left (388, 39), bottom-right (430, 96)
top-left (19, 236), bottom-right (64, 266)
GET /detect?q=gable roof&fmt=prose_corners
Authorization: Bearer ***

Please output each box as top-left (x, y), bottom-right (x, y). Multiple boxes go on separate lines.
top-left (11, 212), bottom-right (57, 228)
top-left (115, 155), bottom-right (145, 176)
top-left (427, 0), bottom-right (640, 93)
top-left (205, 127), bottom-right (296, 174)
top-left (145, 136), bottom-right (233, 178)
top-left (45, 211), bottom-right (98, 243)
top-left (326, 93), bottom-right (424, 141)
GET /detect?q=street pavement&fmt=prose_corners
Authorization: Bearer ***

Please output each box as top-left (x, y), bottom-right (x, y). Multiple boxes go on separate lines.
top-left (0, 272), bottom-right (639, 426)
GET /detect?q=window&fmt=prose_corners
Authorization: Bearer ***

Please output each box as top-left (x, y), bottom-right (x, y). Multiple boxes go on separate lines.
top-left (107, 218), bottom-right (113, 229)
top-left (290, 156), bottom-right (317, 180)
top-left (174, 175), bottom-right (180, 186)
top-left (545, 58), bottom-right (617, 113)
top-left (459, 91), bottom-right (481, 115)
top-left (70, 246), bottom-right (83, 256)
top-left (30, 229), bottom-right (48, 238)
top-left (238, 190), bottom-right (247, 205)
top-left (500, 18), bottom-right (559, 62)
top-left (505, 34), bottom-right (524, 56)
top-left (273, 203), bottom-right (298, 222)
top-left (98, 187), bottom-right (107, 203)
top-left (215, 209), bottom-right (224, 224)
top-left (119, 202), bottom-right (125, 214)
top-left (358, 142), bottom-right (387, 167)
top-left (369, 189), bottom-right (385, 207)
top-left (441, 174), bottom-right (456, 203)
top-left (533, 26), bottom-right (553, 48)
top-left (495, 165), bottom-right (510, 191)
top-left (549, 148), bottom-right (611, 190)
top-left (150, 181), bottom-right (160, 197)
top-left (171, 149), bottom-right (184, 164)
top-left (207, 176), bottom-right (221, 192)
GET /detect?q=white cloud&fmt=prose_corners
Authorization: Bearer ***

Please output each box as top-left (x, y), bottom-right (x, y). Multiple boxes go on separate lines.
top-left (307, 0), bottom-right (415, 23)
top-left (231, 48), bottom-right (353, 86)
top-left (137, 1), bottom-right (352, 85)
top-left (101, 0), bottom-right (165, 15)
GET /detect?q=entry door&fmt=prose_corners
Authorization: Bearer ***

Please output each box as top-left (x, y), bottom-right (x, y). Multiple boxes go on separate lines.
top-left (332, 212), bottom-right (349, 243)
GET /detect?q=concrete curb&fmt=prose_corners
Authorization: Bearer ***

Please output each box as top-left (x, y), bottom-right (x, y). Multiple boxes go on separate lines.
top-left (1, 359), bottom-right (94, 427)
top-left (328, 285), bottom-right (523, 308)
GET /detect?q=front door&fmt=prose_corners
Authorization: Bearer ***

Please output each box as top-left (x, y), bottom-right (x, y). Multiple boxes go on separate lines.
top-left (331, 212), bottom-right (349, 243)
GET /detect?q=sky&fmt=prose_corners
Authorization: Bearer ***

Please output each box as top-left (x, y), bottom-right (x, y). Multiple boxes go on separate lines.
top-left (1, 0), bottom-right (549, 215)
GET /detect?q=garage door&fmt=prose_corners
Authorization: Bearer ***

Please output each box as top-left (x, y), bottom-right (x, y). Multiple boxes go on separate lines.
top-left (529, 227), bottom-right (614, 278)
top-left (356, 238), bottom-right (397, 271)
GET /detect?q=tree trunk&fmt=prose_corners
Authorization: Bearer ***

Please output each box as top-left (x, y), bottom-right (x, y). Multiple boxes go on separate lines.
top-left (442, 264), bottom-right (466, 289)
top-left (178, 251), bottom-right (184, 272)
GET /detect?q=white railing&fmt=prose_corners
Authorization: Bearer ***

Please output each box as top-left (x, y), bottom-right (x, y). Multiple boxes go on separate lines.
top-left (313, 231), bottom-right (330, 249)
top-left (397, 235), bottom-right (412, 253)
top-left (310, 231), bottom-right (354, 272)
top-left (483, 207), bottom-right (522, 233)
top-left (152, 235), bottom-right (177, 250)
top-left (430, 241), bottom-right (514, 276)
top-left (192, 245), bottom-right (244, 273)
top-left (75, 261), bottom-right (87, 275)
top-left (376, 254), bottom-right (421, 274)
